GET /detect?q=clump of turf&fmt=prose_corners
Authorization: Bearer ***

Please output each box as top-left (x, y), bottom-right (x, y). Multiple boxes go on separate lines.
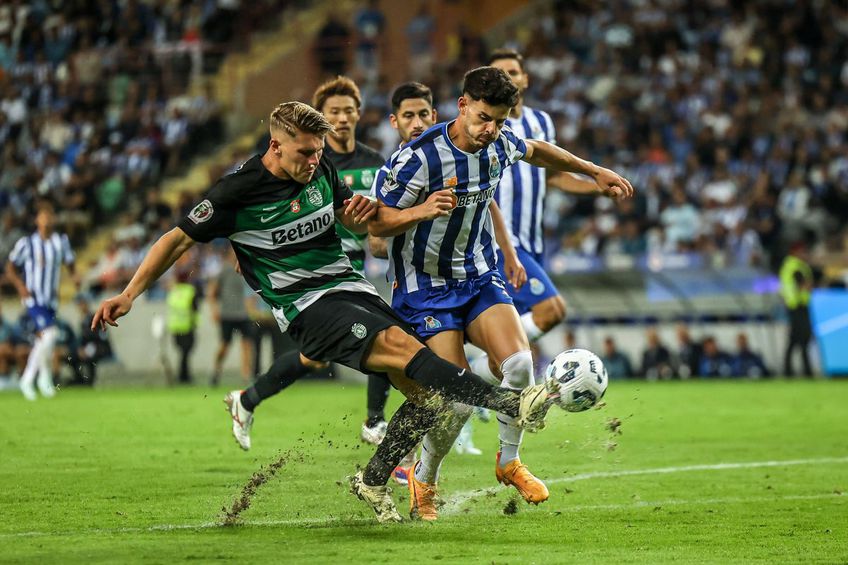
top-left (503, 498), bottom-right (519, 516)
top-left (221, 451), bottom-right (291, 525)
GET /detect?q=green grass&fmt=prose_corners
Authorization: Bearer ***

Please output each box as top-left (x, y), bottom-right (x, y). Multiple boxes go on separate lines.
top-left (1, 380), bottom-right (846, 563)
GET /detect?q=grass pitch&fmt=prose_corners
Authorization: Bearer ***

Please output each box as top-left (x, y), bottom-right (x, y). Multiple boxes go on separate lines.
top-left (1, 379), bottom-right (846, 563)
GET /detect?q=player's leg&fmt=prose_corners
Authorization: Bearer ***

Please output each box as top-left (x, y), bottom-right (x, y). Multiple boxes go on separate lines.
top-left (474, 251), bottom-right (564, 383)
top-left (225, 351), bottom-right (328, 451)
top-left (407, 330), bottom-right (472, 520)
top-left (19, 334), bottom-right (42, 400)
top-left (211, 320), bottom-right (233, 386)
top-left (361, 374), bottom-right (392, 445)
top-left (238, 322), bottom-right (254, 384)
top-left (466, 298), bottom-right (550, 504)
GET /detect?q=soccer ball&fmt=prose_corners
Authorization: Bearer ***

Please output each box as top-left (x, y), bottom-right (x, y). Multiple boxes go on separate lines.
top-left (545, 348), bottom-right (608, 412)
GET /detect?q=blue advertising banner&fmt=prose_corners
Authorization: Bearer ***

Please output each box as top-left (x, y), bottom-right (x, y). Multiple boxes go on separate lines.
top-left (809, 289), bottom-right (848, 376)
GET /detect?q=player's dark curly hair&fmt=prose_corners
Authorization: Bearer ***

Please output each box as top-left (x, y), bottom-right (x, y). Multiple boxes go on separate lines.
top-left (461, 66), bottom-right (520, 108)
top-left (390, 82), bottom-right (433, 113)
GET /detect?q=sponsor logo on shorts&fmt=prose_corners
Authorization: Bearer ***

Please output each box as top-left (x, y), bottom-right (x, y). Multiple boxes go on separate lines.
top-left (351, 323), bottom-right (367, 339)
top-left (530, 278), bottom-right (545, 296)
top-left (424, 316), bottom-right (442, 330)
top-left (188, 199), bottom-right (213, 224)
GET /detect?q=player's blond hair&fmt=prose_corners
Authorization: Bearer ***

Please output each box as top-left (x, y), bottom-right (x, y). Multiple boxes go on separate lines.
top-left (269, 101), bottom-right (333, 137)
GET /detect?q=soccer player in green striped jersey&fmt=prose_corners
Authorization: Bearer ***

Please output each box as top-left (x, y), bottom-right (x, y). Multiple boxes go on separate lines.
top-left (91, 101), bottom-right (556, 523)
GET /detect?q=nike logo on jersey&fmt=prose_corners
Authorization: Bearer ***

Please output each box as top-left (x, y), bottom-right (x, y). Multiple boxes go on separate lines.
top-left (458, 369), bottom-right (466, 377)
top-left (260, 212), bottom-right (282, 223)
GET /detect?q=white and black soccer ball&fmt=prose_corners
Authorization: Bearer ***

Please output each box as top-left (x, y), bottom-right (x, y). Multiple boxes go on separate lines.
top-left (545, 348), bottom-right (608, 412)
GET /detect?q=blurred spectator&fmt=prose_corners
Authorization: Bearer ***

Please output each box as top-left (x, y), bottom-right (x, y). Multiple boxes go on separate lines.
top-left (353, 0), bottom-right (385, 85)
top-left (167, 270), bottom-right (201, 384)
top-left (731, 333), bottom-right (770, 378)
top-left (600, 336), bottom-right (633, 380)
top-left (209, 247), bottom-right (254, 386)
top-left (71, 292), bottom-right (113, 386)
top-left (779, 241), bottom-right (815, 377)
top-left (674, 324), bottom-right (702, 379)
top-left (698, 336), bottom-right (733, 378)
top-left (660, 186), bottom-right (700, 252)
top-left (641, 328), bottom-right (673, 380)
top-left (315, 15), bottom-right (351, 78)
top-left (247, 293), bottom-right (286, 376)
top-left (0, 302), bottom-right (15, 385)
top-left (406, 4), bottom-right (435, 79)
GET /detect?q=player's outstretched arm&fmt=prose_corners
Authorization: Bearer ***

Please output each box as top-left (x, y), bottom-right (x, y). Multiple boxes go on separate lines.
top-left (91, 227), bottom-right (196, 330)
top-left (523, 139), bottom-right (633, 198)
top-left (489, 201), bottom-right (526, 289)
top-left (368, 190), bottom-right (455, 237)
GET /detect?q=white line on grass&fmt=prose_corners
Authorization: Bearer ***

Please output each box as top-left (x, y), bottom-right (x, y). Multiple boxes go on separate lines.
top-left (441, 455), bottom-right (848, 514)
top-left (3, 456), bottom-right (845, 539)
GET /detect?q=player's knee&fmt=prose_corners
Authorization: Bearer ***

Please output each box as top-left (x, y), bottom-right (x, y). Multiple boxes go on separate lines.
top-left (375, 326), bottom-right (423, 363)
top-left (499, 349), bottom-right (534, 389)
top-left (536, 295), bottom-right (566, 332)
top-left (299, 354), bottom-right (329, 371)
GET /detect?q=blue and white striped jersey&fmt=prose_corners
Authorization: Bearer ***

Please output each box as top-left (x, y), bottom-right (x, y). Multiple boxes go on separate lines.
top-left (494, 106), bottom-right (556, 256)
top-left (8, 232), bottom-right (75, 309)
top-left (374, 122), bottom-right (526, 294)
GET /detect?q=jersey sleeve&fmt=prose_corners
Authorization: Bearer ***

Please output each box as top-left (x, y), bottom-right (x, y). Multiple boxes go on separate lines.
top-left (177, 181), bottom-right (237, 243)
top-left (373, 149), bottom-right (426, 209)
top-left (8, 236), bottom-right (29, 267)
top-left (60, 234), bottom-right (75, 265)
top-left (327, 162), bottom-right (354, 210)
top-left (501, 126), bottom-right (528, 165)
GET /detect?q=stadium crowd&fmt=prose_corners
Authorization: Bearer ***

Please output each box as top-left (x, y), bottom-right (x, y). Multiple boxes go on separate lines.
top-left (3, 1), bottom-right (845, 385)
top-left (353, 0), bottom-right (848, 279)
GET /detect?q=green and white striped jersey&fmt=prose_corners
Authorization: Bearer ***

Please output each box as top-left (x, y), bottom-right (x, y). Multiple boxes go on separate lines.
top-left (325, 142), bottom-right (385, 272)
top-left (178, 154), bottom-right (378, 331)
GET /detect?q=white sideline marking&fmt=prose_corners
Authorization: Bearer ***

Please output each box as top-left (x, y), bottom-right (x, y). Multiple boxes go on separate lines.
top-left (442, 456), bottom-right (848, 514)
top-left (3, 456), bottom-right (846, 539)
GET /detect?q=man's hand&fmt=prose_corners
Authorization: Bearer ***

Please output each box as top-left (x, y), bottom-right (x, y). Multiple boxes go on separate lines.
top-left (594, 166), bottom-right (634, 199)
top-left (91, 293), bottom-right (133, 330)
top-left (344, 194), bottom-right (378, 224)
top-left (418, 189), bottom-right (456, 221)
top-left (501, 249), bottom-right (526, 290)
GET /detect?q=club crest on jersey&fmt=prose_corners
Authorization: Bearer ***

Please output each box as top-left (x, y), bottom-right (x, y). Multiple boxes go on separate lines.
top-left (188, 199), bottom-right (213, 224)
top-left (290, 200), bottom-right (301, 213)
top-left (306, 185), bottom-right (323, 207)
top-left (424, 316), bottom-right (442, 330)
top-left (351, 323), bottom-right (367, 339)
top-left (530, 278), bottom-right (545, 295)
top-left (444, 176), bottom-right (458, 188)
top-left (361, 169), bottom-right (375, 187)
top-left (488, 156), bottom-right (501, 178)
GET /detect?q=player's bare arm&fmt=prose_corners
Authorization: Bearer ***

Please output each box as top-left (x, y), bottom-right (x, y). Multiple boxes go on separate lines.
top-left (4, 261), bottom-right (30, 301)
top-left (489, 201), bottom-right (526, 289)
top-left (336, 193), bottom-right (378, 233)
top-left (368, 234), bottom-right (388, 258)
top-left (91, 227), bottom-right (196, 330)
top-left (368, 191), bottom-right (455, 237)
top-left (522, 139), bottom-right (633, 198)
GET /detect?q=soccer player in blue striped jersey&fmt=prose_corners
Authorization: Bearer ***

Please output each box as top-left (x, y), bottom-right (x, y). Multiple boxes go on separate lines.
top-left (5, 202), bottom-right (78, 400)
top-left (467, 49), bottom-right (628, 380)
top-left (370, 66), bottom-right (632, 520)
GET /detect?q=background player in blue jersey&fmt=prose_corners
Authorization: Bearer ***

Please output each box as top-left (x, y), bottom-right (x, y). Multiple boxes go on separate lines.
top-left (370, 67), bottom-right (632, 521)
top-left (470, 48), bottom-right (630, 379)
top-left (5, 202), bottom-right (78, 401)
